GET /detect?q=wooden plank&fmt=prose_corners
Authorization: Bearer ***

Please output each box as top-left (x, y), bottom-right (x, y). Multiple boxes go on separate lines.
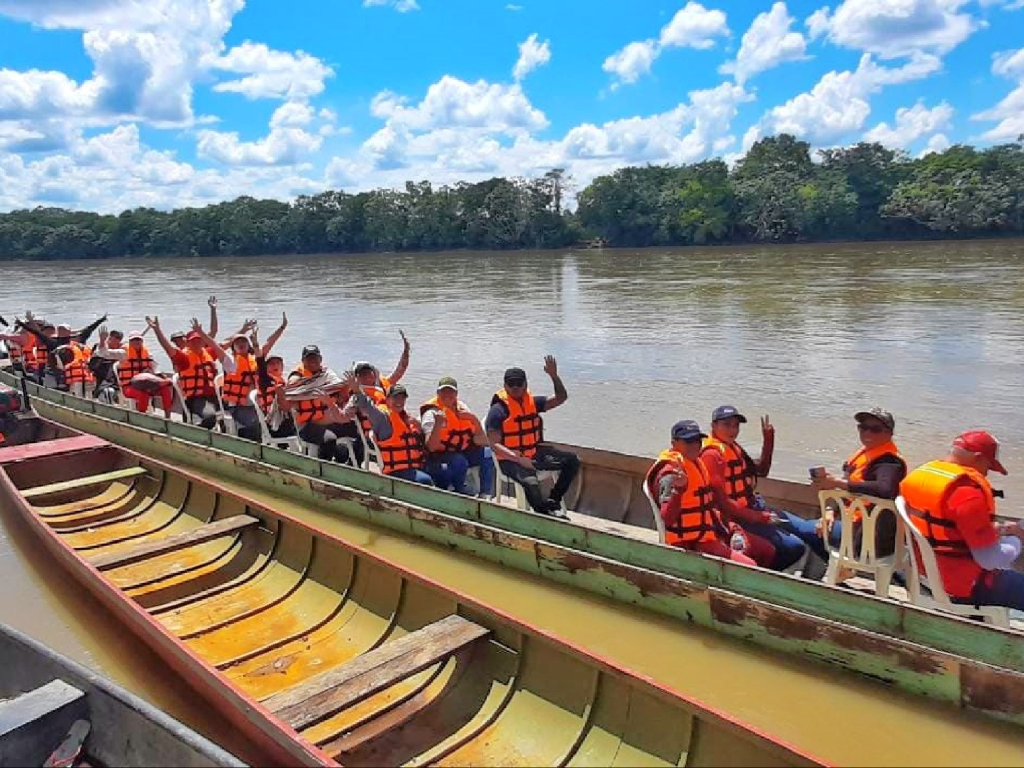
top-left (0, 435), bottom-right (109, 465)
top-left (89, 514), bottom-right (259, 571)
top-left (264, 614), bottom-right (489, 731)
top-left (23, 466), bottom-right (148, 500)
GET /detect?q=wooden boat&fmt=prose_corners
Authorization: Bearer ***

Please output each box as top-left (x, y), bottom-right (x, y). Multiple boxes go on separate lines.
top-left (0, 416), bottom-right (822, 767)
top-left (0, 622), bottom-right (244, 767)
top-left (8, 371), bottom-right (1024, 730)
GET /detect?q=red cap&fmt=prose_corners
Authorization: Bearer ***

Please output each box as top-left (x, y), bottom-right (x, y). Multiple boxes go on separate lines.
top-left (186, 331), bottom-right (203, 343)
top-left (953, 430), bottom-right (1007, 475)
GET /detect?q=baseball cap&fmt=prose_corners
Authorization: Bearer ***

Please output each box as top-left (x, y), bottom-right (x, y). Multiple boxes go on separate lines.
top-left (855, 407), bottom-right (895, 432)
top-left (953, 430), bottom-right (1007, 475)
top-left (671, 419), bottom-right (707, 441)
top-left (170, 330), bottom-right (186, 341)
top-left (437, 376), bottom-right (458, 391)
top-left (56, 324), bottom-right (72, 337)
top-left (127, 331), bottom-right (143, 340)
top-left (503, 367), bottom-right (527, 384)
top-left (388, 384), bottom-right (408, 397)
top-left (186, 331), bottom-right (203, 343)
top-left (354, 361), bottom-right (374, 373)
top-left (301, 344), bottom-right (321, 359)
top-left (712, 405), bottom-right (747, 423)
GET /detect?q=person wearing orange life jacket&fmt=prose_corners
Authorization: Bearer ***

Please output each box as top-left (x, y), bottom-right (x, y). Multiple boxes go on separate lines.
top-left (149, 316), bottom-right (234, 430)
top-left (58, 338), bottom-right (94, 397)
top-left (96, 328), bottom-right (175, 416)
top-left (352, 330), bottom-right (411, 436)
top-left (485, 356), bottom-right (579, 518)
top-left (219, 314), bottom-right (287, 442)
top-left (420, 376), bottom-right (495, 498)
top-left (645, 420), bottom-right (759, 566)
top-left (700, 405), bottom-right (806, 571)
top-left (901, 430), bottom-right (1024, 612)
top-left (779, 408), bottom-right (908, 562)
top-left (281, 347), bottom-right (388, 465)
top-left (376, 385), bottom-right (432, 486)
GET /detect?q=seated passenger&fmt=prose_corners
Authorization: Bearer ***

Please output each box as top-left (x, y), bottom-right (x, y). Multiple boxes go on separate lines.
top-left (901, 430), bottom-right (1024, 612)
top-left (219, 316), bottom-right (286, 442)
top-left (420, 376), bottom-right (495, 498)
top-left (353, 330), bottom-right (410, 438)
top-left (485, 356), bottom-right (579, 518)
top-left (149, 316), bottom-right (233, 430)
top-left (96, 328), bottom-right (174, 416)
top-left (377, 385), bottom-right (433, 486)
top-left (779, 408), bottom-right (907, 561)
top-left (700, 406), bottom-right (806, 571)
top-left (645, 420), bottom-right (762, 566)
top-left (252, 328), bottom-right (295, 439)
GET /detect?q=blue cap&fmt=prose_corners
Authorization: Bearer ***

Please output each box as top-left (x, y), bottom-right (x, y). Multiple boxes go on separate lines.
top-left (712, 404), bottom-right (747, 423)
top-left (671, 420), bottom-right (707, 441)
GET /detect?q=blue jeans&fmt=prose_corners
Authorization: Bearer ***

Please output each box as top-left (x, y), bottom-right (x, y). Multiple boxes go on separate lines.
top-left (741, 521), bottom-right (808, 571)
top-left (426, 447), bottom-right (495, 496)
top-left (390, 468), bottom-right (434, 486)
top-left (777, 512), bottom-right (835, 562)
top-left (956, 569), bottom-right (1024, 612)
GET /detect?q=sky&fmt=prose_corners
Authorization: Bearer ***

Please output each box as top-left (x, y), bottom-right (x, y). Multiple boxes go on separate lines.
top-left (0, 0), bottom-right (1022, 213)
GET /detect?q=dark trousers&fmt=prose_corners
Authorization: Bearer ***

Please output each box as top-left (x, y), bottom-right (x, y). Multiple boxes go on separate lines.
top-left (227, 404), bottom-right (261, 442)
top-left (740, 521), bottom-right (808, 571)
top-left (185, 396), bottom-right (219, 430)
top-left (299, 420), bottom-right (363, 466)
top-left (499, 444), bottom-right (580, 513)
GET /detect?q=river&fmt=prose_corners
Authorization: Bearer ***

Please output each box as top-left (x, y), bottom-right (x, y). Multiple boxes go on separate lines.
top-left (2, 239), bottom-right (1024, 760)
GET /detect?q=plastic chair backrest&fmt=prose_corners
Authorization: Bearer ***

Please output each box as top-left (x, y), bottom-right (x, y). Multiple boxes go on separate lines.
top-left (354, 413), bottom-right (380, 471)
top-left (248, 389), bottom-right (274, 444)
top-left (819, 489), bottom-right (903, 567)
top-left (895, 495), bottom-right (954, 607)
top-left (641, 476), bottom-right (667, 544)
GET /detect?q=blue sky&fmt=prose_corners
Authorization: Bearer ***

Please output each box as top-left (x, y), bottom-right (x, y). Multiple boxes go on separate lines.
top-left (0, 0), bottom-right (1022, 213)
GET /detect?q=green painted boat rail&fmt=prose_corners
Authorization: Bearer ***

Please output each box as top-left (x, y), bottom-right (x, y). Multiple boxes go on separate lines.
top-left (8, 373), bottom-right (1024, 714)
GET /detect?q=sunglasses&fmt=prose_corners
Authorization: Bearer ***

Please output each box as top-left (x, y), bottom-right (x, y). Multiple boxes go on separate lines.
top-left (857, 423), bottom-right (888, 434)
top-left (505, 379), bottom-right (527, 387)
top-left (681, 437), bottom-right (702, 444)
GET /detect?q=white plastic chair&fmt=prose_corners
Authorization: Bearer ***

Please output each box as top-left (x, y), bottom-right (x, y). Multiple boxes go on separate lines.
top-left (248, 389), bottom-right (305, 454)
top-left (491, 450), bottom-right (565, 513)
top-left (212, 373), bottom-right (237, 436)
top-left (641, 478), bottom-right (668, 544)
top-left (895, 496), bottom-right (1011, 627)
top-left (819, 490), bottom-right (903, 597)
top-left (355, 414), bottom-right (382, 473)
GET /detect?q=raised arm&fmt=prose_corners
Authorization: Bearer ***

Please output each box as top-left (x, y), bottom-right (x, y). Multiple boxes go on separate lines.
top-left (386, 330), bottom-right (410, 385)
top-left (75, 314), bottom-right (107, 344)
top-left (147, 316), bottom-right (177, 362)
top-left (541, 355), bottom-right (568, 410)
top-left (218, 318), bottom-right (256, 350)
top-left (95, 326), bottom-right (127, 361)
top-left (190, 318), bottom-right (234, 372)
top-left (754, 415), bottom-right (775, 477)
top-left (261, 312), bottom-right (288, 357)
top-left (208, 296), bottom-right (219, 339)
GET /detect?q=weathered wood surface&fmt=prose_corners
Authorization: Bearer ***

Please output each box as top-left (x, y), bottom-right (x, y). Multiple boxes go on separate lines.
top-left (24, 466), bottom-right (147, 499)
top-left (89, 514), bottom-right (259, 570)
top-left (0, 434), bottom-right (109, 465)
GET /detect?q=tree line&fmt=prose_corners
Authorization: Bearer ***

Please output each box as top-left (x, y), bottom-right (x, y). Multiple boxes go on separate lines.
top-left (1, 134), bottom-right (1022, 261)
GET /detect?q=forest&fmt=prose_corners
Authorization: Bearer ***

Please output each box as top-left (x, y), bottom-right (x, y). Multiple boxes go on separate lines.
top-left (1, 133), bottom-right (1022, 261)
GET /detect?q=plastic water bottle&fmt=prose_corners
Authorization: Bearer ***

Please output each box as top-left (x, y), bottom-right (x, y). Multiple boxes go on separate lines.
top-left (730, 532), bottom-right (746, 551)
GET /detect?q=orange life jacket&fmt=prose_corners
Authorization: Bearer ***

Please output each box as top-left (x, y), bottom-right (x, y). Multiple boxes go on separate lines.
top-left (6, 339), bottom-right (22, 362)
top-left (63, 342), bottom-right (93, 386)
top-left (257, 373), bottom-right (283, 413)
top-left (842, 440), bottom-right (907, 522)
top-left (118, 344), bottom-right (155, 389)
top-left (288, 364), bottom-right (330, 425)
top-left (644, 449), bottom-right (721, 546)
top-left (492, 388), bottom-right (541, 459)
top-left (700, 437), bottom-right (757, 505)
top-left (177, 349), bottom-right (216, 398)
top-left (222, 353), bottom-right (256, 407)
top-left (420, 396), bottom-right (475, 453)
top-left (358, 383), bottom-right (388, 437)
top-left (22, 339), bottom-right (43, 372)
top-left (376, 406), bottom-right (426, 475)
top-left (900, 460), bottom-right (996, 558)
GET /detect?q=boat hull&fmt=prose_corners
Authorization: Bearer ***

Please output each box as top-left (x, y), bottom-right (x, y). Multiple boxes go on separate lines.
top-left (0, 419), bottom-right (820, 767)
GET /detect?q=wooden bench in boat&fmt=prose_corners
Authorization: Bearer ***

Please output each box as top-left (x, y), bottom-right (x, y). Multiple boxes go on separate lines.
top-left (0, 679), bottom-right (87, 766)
top-left (0, 434), bottom-right (109, 465)
top-left (89, 514), bottom-right (260, 571)
top-left (23, 466), bottom-right (149, 500)
top-left (263, 614), bottom-right (490, 731)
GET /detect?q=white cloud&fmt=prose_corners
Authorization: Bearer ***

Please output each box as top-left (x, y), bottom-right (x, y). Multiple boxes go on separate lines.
top-left (758, 52), bottom-right (942, 144)
top-left (602, 40), bottom-right (658, 86)
top-left (209, 42), bottom-right (333, 101)
top-left (270, 101), bottom-right (316, 128)
top-left (513, 33), bottom-right (551, 81)
top-left (992, 47), bottom-right (1024, 79)
top-left (863, 100), bottom-right (954, 147)
top-left (506, 3), bottom-right (523, 9)
top-left (603, 2), bottom-right (729, 87)
top-left (658, 2), bottom-right (729, 48)
top-left (972, 45), bottom-right (1024, 142)
top-left (362, 0), bottom-right (419, 11)
top-left (0, 69), bottom-right (97, 120)
top-left (806, 0), bottom-right (978, 59)
top-left (368, 75), bottom-right (548, 133)
top-left (197, 125), bottom-right (322, 165)
top-left (921, 132), bottom-right (951, 154)
top-left (720, 2), bottom-right (807, 84)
